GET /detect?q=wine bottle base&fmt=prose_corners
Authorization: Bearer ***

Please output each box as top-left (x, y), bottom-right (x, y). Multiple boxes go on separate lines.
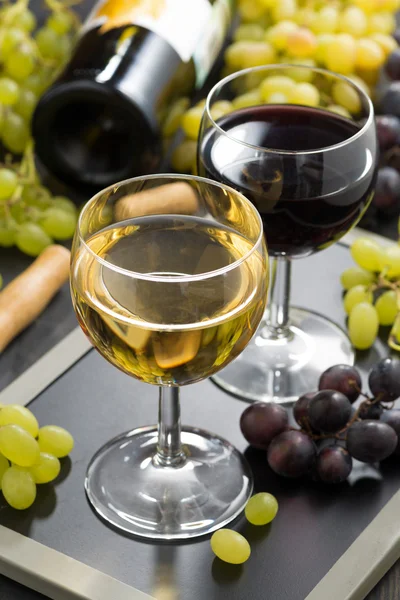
top-left (85, 425), bottom-right (253, 540)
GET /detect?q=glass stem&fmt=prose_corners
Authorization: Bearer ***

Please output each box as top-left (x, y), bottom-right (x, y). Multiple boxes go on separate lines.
top-left (264, 257), bottom-right (292, 339)
top-left (155, 386), bottom-right (186, 467)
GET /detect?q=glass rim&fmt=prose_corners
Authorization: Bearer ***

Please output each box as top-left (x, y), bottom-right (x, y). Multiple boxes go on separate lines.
top-left (77, 173), bottom-right (265, 283)
top-left (205, 64), bottom-right (375, 156)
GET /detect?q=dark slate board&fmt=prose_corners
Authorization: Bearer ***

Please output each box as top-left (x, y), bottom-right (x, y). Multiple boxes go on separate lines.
top-left (1, 243), bottom-right (398, 600)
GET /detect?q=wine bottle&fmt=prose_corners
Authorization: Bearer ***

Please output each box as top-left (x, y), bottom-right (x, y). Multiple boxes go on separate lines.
top-left (32, 0), bottom-right (235, 190)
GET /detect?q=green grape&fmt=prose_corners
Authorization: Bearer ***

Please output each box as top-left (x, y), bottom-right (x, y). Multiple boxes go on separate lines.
top-left (13, 9), bottom-right (37, 32)
top-left (267, 92), bottom-right (288, 103)
top-left (315, 33), bottom-right (334, 64)
top-left (38, 425), bottom-right (74, 458)
top-left (47, 11), bottom-right (73, 35)
top-left (36, 27), bottom-right (61, 60)
top-left (171, 140), bottom-right (197, 173)
top-left (0, 454), bottom-right (9, 490)
top-left (54, 36), bottom-right (72, 63)
top-left (2, 111), bottom-right (30, 154)
top-left (0, 29), bottom-right (25, 60)
top-left (0, 222), bottom-right (15, 248)
top-left (51, 196), bottom-right (77, 215)
top-left (41, 208), bottom-right (77, 240)
top-left (14, 88), bottom-right (36, 121)
top-left (239, 0), bottom-right (266, 22)
top-left (284, 59), bottom-right (316, 82)
top-left (340, 266), bottom-right (375, 290)
top-left (286, 28), bottom-right (317, 58)
top-left (21, 185), bottom-right (51, 209)
top-left (332, 81), bottom-right (362, 114)
top-left (210, 529), bottom-right (251, 564)
top-left (161, 97), bottom-right (190, 137)
top-left (311, 7), bottom-right (338, 34)
top-left (15, 222), bottom-right (52, 257)
top-left (23, 73), bottom-right (47, 96)
top-left (375, 291), bottom-right (397, 326)
top-left (368, 12), bottom-right (396, 35)
top-left (210, 100), bottom-right (233, 121)
top-left (1, 467), bottom-right (36, 510)
top-left (288, 82), bottom-right (320, 106)
top-left (10, 202), bottom-right (26, 224)
top-left (350, 238), bottom-right (383, 271)
top-left (0, 78), bottom-right (20, 106)
top-left (225, 41), bottom-right (275, 70)
top-left (232, 89), bottom-right (262, 109)
top-left (381, 245), bottom-right (400, 278)
top-left (181, 106), bottom-right (203, 140)
top-left (370, 33), bottom-right (398, 57)
top-left (0, 274), bottom-right (3, 289)
top-left (353, 0), bottom-right (377, 13)
top-left (234, 23), bottom-right (265, 42)
top-left (343, 284), bottom-right (373, 315)
top-left (0, 169), bottom-right (18, 201)
top-left (5, 46), bottom-right (36, 81)
top-left (265, 21), bottom-right (298, 51)
top-left (260, 75), bottom-right (296, 101)
top-left (348, 302), bottom-right (379, 350)
top-left (355, 38), bottom-right (385, 70)
top-left (338, 7), bottom-right (367, 37)
top-left (29, 453), bottom-right (60, 484)
top-left (245, 492), bottom-right (279, 525)
top-left (0, 425), bottom-right (40, 467)
top-left (271, 0), bottom-right (297, 22)
top-left (326, 104), bottom-right (352, 118)
top-left (0, 405), bottom-right (39, 438)
top-left (325, 34), bottom-right (356, 75)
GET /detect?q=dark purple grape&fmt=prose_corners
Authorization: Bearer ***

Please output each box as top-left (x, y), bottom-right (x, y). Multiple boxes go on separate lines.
top-left (267, 430), bottom-right (316, 478)
top-left (368, 357), bottom-right (400, 403)
top-left (385, 48), bottom-right (400, 81)
top-left (240, 402), bottom-right (288, 450)
top-left (376, 115), bottom-right (400, 151)
top-left (308, 390), bottom-right (352, 432)
top-left (346, 420), bottom-right (397, 462)
top-left (380, 409), bottom-right (400, 455)
top-left (393, 30), bottom-right (400, 46)
top-left (379, 82), bottom-right (400, 118)
top-left (318, 364), bottom-right (362, 403)
top-left (372, 167), bottom-right (400, 216)
top-left (316, 445), bottom-right (352, 484)
top-left (293, 392), bottom-right (317, 427)
top-left (359, 402), bottom-right (383, 420)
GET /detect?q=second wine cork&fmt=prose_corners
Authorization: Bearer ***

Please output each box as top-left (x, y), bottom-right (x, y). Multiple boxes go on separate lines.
top-left (114, 181), bottom-right (199, 221)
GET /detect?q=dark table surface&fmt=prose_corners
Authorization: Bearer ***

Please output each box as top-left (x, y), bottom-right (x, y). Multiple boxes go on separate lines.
top-left (1, 0), bottom-right (400, 598)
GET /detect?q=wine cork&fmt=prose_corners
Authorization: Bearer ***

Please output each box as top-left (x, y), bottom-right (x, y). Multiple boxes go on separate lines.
top-left (0, 245), bottom-right (71, 353)
top-left (114, 182), bottom-right (199, 221)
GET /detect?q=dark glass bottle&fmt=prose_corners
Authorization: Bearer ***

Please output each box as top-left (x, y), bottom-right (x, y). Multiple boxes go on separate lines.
top-left (33, 0), bottom-right (234, 189)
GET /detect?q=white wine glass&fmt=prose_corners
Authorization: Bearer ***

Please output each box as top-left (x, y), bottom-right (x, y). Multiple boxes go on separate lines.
top-left (70, 174), bottom-right (268, 540)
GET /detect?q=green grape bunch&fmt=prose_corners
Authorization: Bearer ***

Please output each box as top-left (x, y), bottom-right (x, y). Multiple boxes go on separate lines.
top-left (0, 0), bottom-right (82, 262)
top-left (340, 236), bottom-right (400, 351)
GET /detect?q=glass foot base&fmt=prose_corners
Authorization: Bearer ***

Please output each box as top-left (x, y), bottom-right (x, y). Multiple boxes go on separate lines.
top-left (85, 425), bottom-right (253, 540)
top-left (211, 307), bottom-right (355, 405)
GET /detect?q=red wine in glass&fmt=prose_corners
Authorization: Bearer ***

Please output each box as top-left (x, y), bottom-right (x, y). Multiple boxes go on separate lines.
top-left (199, 104), bottom-right (376, 258)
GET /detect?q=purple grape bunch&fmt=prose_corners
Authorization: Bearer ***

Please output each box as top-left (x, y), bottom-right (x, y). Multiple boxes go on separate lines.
top-left (240, 358), bottom-right (400, 485)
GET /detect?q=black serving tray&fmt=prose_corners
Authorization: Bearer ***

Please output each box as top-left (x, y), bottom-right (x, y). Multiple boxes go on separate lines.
top-left (1, 238), bottom-right (400, 600)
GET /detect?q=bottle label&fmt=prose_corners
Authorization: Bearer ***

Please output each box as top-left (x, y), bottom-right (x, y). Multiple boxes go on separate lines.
top-left (86, 0), bottom-right (213, 62)
top-left (193, 0), bottom-right (234, 88)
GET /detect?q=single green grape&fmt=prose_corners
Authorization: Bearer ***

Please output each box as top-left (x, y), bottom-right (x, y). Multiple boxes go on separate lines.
top-left (0, 78), bottom-right (20, 106)
top-left (245, 492), bottom-right (279, 525)
top-left (38, 425), bottom-right (74, 458)
top-left (15, 222), bottom-right (52, 257)
top-left (23, 73), bottom-right (47, 96)
top-left (47, 11), bottom-right (74, 35)
top-left (0, 29), bottom-right (25, 60)
top-left (5, 46), bottom-right (36, 81)
top-left (41, 207), bottom-right (77, 240)
top-left (29, 452), bottom-right (61, 484)
top-left (13, 9), bottom-right (37, 32)
top-left (21, 185), bottom-right (51, 209)
top-left (2, 467), bottom-right (36, 510)
top-left (0, 219), bottom-right (17, 247)
top-left (0, 169), bottom-right (18, 201)
top-left (181, 106), bottom-right (204, 140)
top-left (350, 238), bottom-right (383, 272)
top-left (14, 88), bottom-right (36, 121)
top-left (171, 140), bottom-right (197, 173)
top-left (332, 80), bottom-right (361, 114)
top-left (343, 284), bottom-right (373, 315)
top-left (36, 27), bottom-right (62, 60)
top-left (381, 245), bottom-right (400, 278)
top-left (288, 82), bottom-right (320, 106)
top-left (375, 291), bottom-right (398, 326)
top-left (259, 75), bottom-right (295, 101)
top-left (234, 23), bottom-right (265, 42)
top-left (0, 453), bottom-right (9, 490)
top-left (2, 111), bottom-right (30, 154)
top-left (51, 196), bottom-right (77, 215)
top-left (210, 529), bottom-right (251, 564)
top-left (232, 89), bottom-right (262, 109)
top-left (0, 405), bottom-right (39, 438)
top-left (0, 424), bottom-right (40, 467)
top-left (340, 266), bottom-right (375, 290)
top-left (348, 302), bottom-right (379, 350)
